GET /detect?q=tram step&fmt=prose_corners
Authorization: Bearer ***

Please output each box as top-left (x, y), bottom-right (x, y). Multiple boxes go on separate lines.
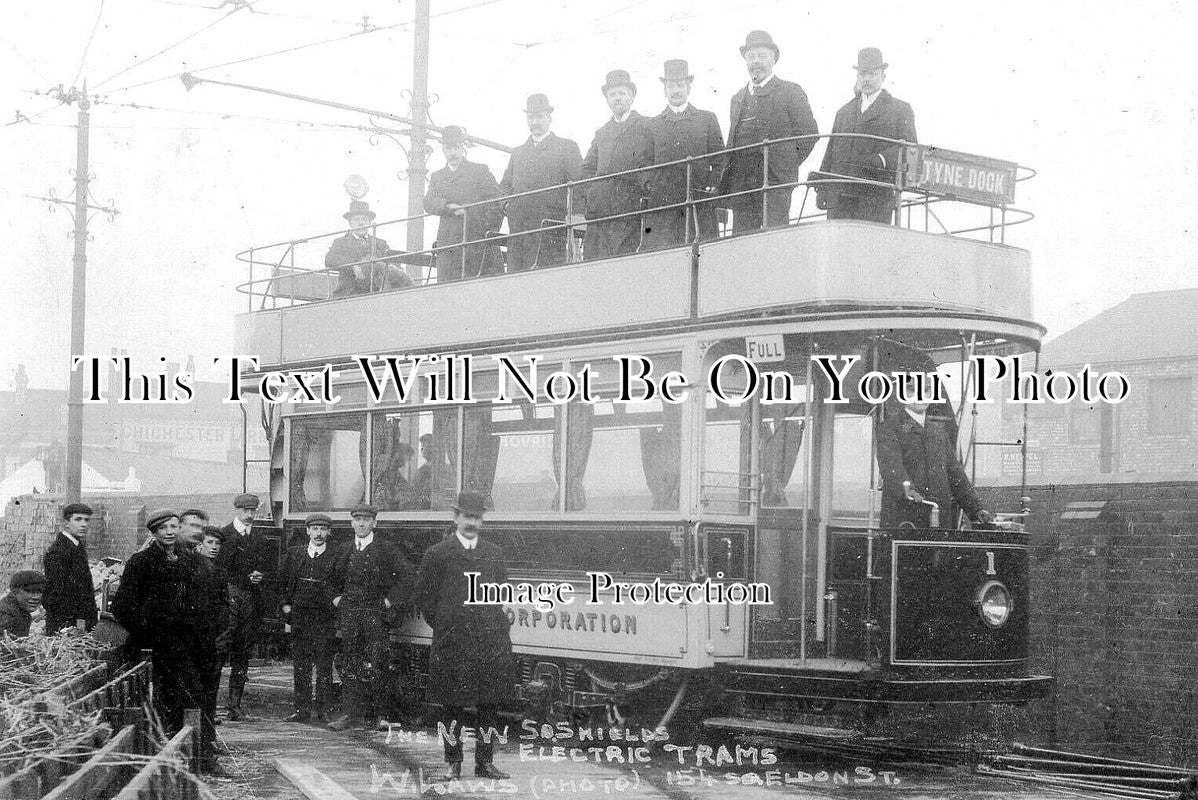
top-left (702, 717), bottom-right (860, 741)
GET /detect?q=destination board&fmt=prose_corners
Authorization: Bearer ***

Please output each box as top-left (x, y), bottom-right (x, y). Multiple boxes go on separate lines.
top-left (904, 145), bottom-right (1019, 206)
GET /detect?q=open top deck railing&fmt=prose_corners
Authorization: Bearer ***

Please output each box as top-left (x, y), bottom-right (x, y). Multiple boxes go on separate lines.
top-left (235, 133), bottom-right (1033, 311)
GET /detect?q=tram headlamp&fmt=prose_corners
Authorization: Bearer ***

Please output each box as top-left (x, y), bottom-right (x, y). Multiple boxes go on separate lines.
top-left (975, 581), bottom-right (1012, 628)
top-left (343, 173), bottom-right (369, 200)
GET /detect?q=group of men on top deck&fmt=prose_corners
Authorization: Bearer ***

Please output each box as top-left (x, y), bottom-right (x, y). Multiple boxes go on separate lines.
top-left (325, 31), bottom-right (918, 290)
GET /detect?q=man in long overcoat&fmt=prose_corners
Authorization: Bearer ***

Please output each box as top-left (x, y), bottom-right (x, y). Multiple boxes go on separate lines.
top-left (425, 125), bottom-right (503, 281)
top-left (415, 492), bottom-right (515, 781)
top-left (281, 513), bottom-right (342, 723)
top-left (819, 48), bottom-right (918, 223)
top-left (643, 59), bottom-right (725, 249)
top-left (325, 200), bottom-right (413, 296)
top-left (500, 94), bottom-right (583, 270)
top-left (580, 70), bottom-right (654, 260)
top-left (42, 502), bottom-right (97, 633)
top-left (718, 30), bottom-right (818, 233)
top-left (193, 526), bottom-right (232, 775)
top-left (216, 493), bottom-right (269, 720)
top-left (111, 510), bottom-right (206, 737)
top-left (327, 505), bottom-right (414, 731)
top-left (875, 388), bottom-right (993, 530)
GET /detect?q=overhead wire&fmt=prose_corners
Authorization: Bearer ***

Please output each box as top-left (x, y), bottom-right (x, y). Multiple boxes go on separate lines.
top-left (71, 0), bottom-right (108, 89)
top-left (131, 0), bottom-right (384, 28)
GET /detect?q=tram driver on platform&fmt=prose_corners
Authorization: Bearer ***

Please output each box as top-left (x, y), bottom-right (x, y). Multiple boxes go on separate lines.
top-left (875, 374), bottom-right (994, 530)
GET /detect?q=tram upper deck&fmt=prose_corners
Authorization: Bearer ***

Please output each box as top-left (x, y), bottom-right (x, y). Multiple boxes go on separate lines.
top-left (233, 135), bottom-right (1039, 368)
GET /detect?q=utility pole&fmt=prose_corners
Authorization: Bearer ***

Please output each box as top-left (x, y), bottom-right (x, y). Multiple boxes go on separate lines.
top-left (29, 81), bottom-right (118, 502)
top-left (407, 0), bottom-right (431, 280)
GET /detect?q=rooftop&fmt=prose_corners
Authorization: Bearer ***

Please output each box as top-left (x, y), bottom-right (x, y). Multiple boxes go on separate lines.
top-left (1040, 288), bottom-right (1198, 367)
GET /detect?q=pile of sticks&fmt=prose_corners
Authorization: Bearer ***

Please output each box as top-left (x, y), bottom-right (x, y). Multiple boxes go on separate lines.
top-left (978, 743), bottom-right (1198, 799)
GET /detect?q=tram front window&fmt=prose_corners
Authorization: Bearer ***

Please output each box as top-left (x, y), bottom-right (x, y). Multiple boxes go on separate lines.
top-left (831, 413), bottom-right (877, 525)
top-left (759, 403), bottom-right (811, 509)
top-left (289, 414), bottom-right (366, 511)
top-left (703, 394), bottom-right (752, 515)
top-left (371, 409), bottom-right (459, 511)
top-left (463, 403), bottom-right (558, 512)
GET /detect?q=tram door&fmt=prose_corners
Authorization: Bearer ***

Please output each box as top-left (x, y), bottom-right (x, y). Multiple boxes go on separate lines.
top-left (750, 400), bottom-right (813, 659)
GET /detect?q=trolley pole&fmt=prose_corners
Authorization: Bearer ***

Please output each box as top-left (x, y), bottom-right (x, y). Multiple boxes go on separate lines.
top-left (406, 0), bottom-right (431, 279)
top-left (29, 81), bottom-right (119, 502)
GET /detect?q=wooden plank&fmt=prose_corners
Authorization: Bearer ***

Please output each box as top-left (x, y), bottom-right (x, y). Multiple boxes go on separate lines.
top-left (111, 726), bottom-right (195, 800)
top-left (45, 665), bottom-right (110, 704)
top-left (40, 725), bottom-right (137, 800)
top-left (68, 661), bottom-right (152, 713)
top-left (0, 727), bottom-right (107, 800)
top-left (275, 760), bottom-right (361, 800)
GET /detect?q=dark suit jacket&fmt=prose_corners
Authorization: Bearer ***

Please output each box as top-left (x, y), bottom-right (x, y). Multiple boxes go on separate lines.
top-left (424, 160), bottom-right (503, 245)
top-left (111, 543), bottom-right (200, 647)
top-left (281, 543), bottom-right (343, 612)
top-left (580, 112), bottom-right (654, 217)
top-left (193, 555), bottom-right (231, 652)
top-left (500, 133), bottom-right (583, 230)
top-left (216, 522), bottom-right (271, 593)
top-left (819, 89), bottom-right (917, 198)
top-left (324, 232), bottom-right (413, 295)
top-left (875, 411), bottom-right (982, 529)
top-left (42, 533), bottom-right (97, 632)
top-left (645, 104), bottom-right (725, 207)
top-left (720, 76), bottom-right (818, 190)
top-left (336, 537), bottom-right (414, 610)
top-left (414, 534), bottom-right (514, 707)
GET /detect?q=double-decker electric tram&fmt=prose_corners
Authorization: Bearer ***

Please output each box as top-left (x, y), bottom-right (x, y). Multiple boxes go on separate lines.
top-left (233, 132), bottom-right (1052, 743)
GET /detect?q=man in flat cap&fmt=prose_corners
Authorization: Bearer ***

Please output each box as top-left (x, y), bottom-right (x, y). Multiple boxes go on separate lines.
top-left (217, 493), bottom-right (271, 721)
top-left (0, 570), bottom-right (46, 637)
top-left (325, 200), bottom-right (414, 297)
top-left (281, 513), bottom-right (343, 723)
top-left (718, 30), bottom-right (818, 233)
top-left (580, 70), bottom-right (654, 260)
top-left (328, 504), bottom-right (414, 731)
top-left (179, 508), bottom-right (209, 551)
top-left (424, 126), bottom-right (503, 281)
top-left (643, 59), bottom-right (725, 250)
top-left (500, 94), bottom-right (584, 271)
top-left (416, 492), bottom-right (515, 781)
top-left (42, 502), bottom-right (98, 634)
top-left (818, 48), bottom-right (917, 223)
top-left (112, 511), bottom-right (206, 743)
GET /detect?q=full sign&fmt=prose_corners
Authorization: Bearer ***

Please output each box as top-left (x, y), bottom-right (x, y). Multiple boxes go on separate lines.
top-left (904, 145), bottom-right (1018, 206)
top-left (745, 334), bottom-right (786, 363)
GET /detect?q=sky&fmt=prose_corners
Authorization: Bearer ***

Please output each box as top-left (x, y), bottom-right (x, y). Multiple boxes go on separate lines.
top-left (1, 0), bottom-right (1196, 389)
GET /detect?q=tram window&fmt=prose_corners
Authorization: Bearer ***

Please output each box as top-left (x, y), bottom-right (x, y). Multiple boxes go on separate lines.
top-left (371, 409), bottom-right (459, 511)
top-left (831, 413), bottom-right (876, 525)
top-left (289, 414), bottom-right (366, 511)
top-left (463, 403), bottom-right (558, 513)
top-left (759, 404), bottom-right (811, 509)
top-left (569, 398), bottom-right (681, 513)
top-left (703, 394), bottom-right (752, 515)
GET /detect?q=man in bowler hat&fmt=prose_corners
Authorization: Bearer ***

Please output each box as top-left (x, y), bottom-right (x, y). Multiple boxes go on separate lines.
top-left (325, 200), bottom-right (413, 296)
top-left (0, 570), bottom-right (47, 637)
top-left (281, 513), bottom-right (342, 723)
top-left (818, 48), bottom-right (918, 223)
top-left (643, 59), bottom-right (725, 249)
top-left (216, 493), bottom-right (270, 721)
top-left (580, 70), bottom-right (654, 260)
top-left (327, 504), bottom-right (414, 731)
top-left (42, 502), bottom-right (98, 633)
top-left (500, 94), bottom-right (584, 270)
top-left (415, 492), bottom-right (515, 781)
top-left (718, 30), bottom-right (818, 233)
top-left (424, 125), bottom-right (503, 281)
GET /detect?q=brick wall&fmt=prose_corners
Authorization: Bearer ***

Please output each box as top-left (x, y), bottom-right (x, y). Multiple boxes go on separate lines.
top-left (0, 492), bottom-right (243, 588)
top-left (982, 481), bottom-right (1198, 765)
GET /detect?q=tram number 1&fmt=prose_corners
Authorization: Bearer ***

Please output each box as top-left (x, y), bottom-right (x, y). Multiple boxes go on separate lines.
top-left (985, 551), bottom-right (997, 576)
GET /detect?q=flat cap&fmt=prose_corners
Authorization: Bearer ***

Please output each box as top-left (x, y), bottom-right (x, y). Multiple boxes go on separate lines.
top-left (10, 570), bottom-right (46, 591)
top-left (180, 508), bottom-right (209, 521)
top-left (305, 513), bottom-right (333, 527)
top-left (61, 502), bottom-right (94, 518)
top-left (200, 525), bottom-right (225, 541)
top-left (145, 508), bottom-right (180, 532)
top-left (233, 493), bottom-right (260, 510)
top-left (350, 504), bottom-right (378, 518)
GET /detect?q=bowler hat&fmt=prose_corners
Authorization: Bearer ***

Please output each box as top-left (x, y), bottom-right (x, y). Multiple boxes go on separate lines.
top-left (739, 30), bottom-right (780, 59)
top-left (350, 504), bottom-right (378, 518)
top-left (10, 570), bottom-right (46, 591)
top-left (305, 513), bottom-right (333, 528)
top-left (440, 125), bottom-right (468, 147)
top-left (601, 69), bottom-right (636, 95)
top-left (854, 47), bottom-right (888, 72)
top-left (61, 502), bottom-right (93, 519)
top-left (233, 493), bottom-right (260, 510)
top-left (343, 199), bottom-right (376, 221)
top-left (660, 59), bottom-right (694, 83)
top-left (452, 491), bottom-right (487, 516)
top-left (524, 93), bottom-right (553, 114)
top-left (145, 508), bottom-right (180, 532)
